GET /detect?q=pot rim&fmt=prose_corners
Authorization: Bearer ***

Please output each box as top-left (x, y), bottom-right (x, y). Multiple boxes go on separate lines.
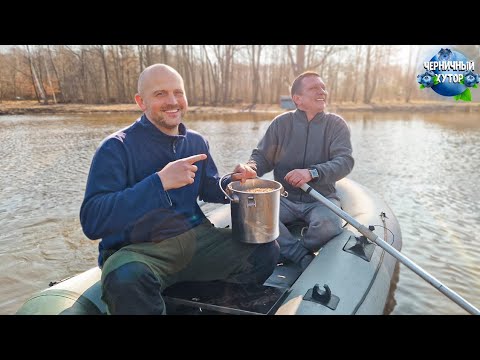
top-left (227, 179), bottom-right (283, 194)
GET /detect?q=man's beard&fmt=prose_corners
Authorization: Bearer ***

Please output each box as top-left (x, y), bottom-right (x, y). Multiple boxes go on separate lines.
top-left (150, 107), bottom-right (187, 130)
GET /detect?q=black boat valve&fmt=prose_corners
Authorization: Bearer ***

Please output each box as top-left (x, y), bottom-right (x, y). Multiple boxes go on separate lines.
top-left (303, 283), bottom-right (340, 310)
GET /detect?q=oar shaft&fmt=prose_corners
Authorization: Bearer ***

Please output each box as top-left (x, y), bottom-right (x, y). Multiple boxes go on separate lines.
top-left (301, 184), bottom-right (480, 315)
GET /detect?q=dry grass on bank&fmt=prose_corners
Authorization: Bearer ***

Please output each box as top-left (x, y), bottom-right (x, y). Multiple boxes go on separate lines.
top-left (0, 100), bottom-right (284, 115)
top-left (0, 100), bottom-right (479, 116)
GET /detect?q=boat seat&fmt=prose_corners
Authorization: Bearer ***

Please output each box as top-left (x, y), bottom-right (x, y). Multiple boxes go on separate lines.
top-left (163, 280), bottom-right (288, 315)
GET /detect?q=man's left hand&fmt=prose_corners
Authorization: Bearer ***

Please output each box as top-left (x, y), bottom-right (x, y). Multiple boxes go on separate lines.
top-left (284, 169), bottom-right (312, 187)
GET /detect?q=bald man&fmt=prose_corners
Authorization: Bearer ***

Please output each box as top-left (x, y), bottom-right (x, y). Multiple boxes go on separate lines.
top-left (80, 64), bottom-right (279, 314)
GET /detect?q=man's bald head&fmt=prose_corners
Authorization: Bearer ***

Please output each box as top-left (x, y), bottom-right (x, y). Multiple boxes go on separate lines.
top-left (137, 64), bottom-right (184, 97)
top-left (134, 63), bottom-right (188, 135)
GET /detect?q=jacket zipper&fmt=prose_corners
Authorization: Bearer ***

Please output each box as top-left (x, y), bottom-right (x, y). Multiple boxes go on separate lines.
top-left (172, 139), bottom-right (177, 158)
top-left (301, 121), bottom-right (311, 202)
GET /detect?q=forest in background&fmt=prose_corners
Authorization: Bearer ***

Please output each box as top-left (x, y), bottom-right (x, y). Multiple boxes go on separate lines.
top-left (0, 45), bottom-right (479, 106)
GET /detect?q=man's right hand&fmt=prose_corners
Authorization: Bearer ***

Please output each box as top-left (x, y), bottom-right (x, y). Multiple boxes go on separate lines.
top-left (158, 154), bottom-right (207, 191)
top-left (231, 163), bottom-right (257, 183)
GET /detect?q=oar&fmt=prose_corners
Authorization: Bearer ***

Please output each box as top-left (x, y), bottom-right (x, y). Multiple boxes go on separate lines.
top-left (301, 183), bottom-right (480, 315)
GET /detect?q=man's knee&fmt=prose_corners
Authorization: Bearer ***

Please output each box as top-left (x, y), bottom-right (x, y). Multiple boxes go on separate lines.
top-left (102, 261), bottom-right (164, 314)
top-left (304, 219), bottom-right (342, 251)
top-left (103, 261), bottom-right (153, 288)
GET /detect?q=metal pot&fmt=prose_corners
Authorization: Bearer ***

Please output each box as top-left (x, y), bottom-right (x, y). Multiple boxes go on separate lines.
top-left (219, 174), bottom-right (288, 243)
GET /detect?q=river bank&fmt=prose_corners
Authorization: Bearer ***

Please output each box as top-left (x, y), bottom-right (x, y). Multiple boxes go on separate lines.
top-left (0, 100), bottom-right (479, 115)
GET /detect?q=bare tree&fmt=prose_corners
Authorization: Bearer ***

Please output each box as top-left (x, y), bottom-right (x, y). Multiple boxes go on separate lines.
top-left (366, 46), bottom-right (386, 103)
top-left (25, 45), bottom-right (47, 104)
top-left (351, 45), bottom-right (362, 103)
top-left (111, 45), bottom-right (129, 103)
top-left (287, 45), bottom-right (305, 75)
top-left (64, 46), bottom-right (89, 102)
top-left (364, 46), bottom-right (385, 104)
top-left (199, 46), bottom-right (208, 105)
top-left (179, 45), bottom-right (197, 105)
top-left (202, 46), bottom-right (218, 105)
top-left (161, 45), bottom-right (167, 64)
top-left (42, 47), bottom-right (56, 104)
top-left (46, 46), bottom-right (65, 103)
top-left (404, 45), bottom-right (420, 103)
top-left (96, 45), bottom-right (111, 103)
top-left (138, 45), bottom-right (145, 73)
top-left (211, 45), bottom-right (238, 105)
top-left (247, 45), bottom-right (263, 105)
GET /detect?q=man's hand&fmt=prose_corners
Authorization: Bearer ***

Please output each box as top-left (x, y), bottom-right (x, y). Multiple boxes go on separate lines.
top-left (284, 169), bottom-right (312, 188)
top-left (158, 154), bottom-right (207, 191)
top-left (231, 163), bottom-right (257, 183)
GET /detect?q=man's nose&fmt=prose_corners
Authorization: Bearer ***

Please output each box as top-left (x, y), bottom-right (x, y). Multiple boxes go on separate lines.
top-left (165, 93), bottom-right (178, 104)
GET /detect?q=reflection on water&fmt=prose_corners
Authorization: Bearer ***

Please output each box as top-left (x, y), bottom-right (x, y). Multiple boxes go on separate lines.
top-left (0, 110), bottom-right (479, 315)
top-left (383, 261), bottom-right (400, 315)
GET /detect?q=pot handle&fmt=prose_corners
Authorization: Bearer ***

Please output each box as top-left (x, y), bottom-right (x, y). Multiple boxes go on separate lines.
top-left (219, 173), bottom-right (235, 202)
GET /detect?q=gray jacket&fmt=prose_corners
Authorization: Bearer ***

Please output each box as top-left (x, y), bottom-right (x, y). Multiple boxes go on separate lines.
top-left (248, 109), bottom-right (354, 202)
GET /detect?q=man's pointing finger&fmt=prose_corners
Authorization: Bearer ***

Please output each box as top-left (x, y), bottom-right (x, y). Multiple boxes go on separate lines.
top-left (184, 154), bottom-right (208, 164)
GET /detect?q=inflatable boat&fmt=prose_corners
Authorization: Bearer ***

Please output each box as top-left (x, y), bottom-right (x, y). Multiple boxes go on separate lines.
top-left (16, 178), bottom-right (402, 315)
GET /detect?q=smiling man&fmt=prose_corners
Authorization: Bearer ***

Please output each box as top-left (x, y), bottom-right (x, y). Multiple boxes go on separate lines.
top-left (80, 64), bottom-right (279, 314)
top-left (135, 65), bottom-right (188, 135)
top-left (234, 71), bottom-right (354, 270)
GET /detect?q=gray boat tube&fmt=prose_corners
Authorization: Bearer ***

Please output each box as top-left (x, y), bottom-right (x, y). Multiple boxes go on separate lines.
top-left (301, 183), bottom-right (480, 315)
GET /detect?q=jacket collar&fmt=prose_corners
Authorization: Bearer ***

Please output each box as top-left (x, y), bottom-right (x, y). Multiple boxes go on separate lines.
top-left (294, 109), bottom-right (326, 123)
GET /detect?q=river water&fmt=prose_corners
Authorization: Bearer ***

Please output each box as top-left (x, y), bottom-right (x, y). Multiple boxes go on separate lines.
top-left (1, 110), bottom-right (479, 315)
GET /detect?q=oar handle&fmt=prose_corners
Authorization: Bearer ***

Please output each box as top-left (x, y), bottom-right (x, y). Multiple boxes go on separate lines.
top-left (301, 183), bottom-right (480, 315)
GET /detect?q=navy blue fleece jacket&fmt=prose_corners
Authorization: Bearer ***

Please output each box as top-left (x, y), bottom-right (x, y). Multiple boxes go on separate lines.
top-left (80, 115), bottom-right (230, 266)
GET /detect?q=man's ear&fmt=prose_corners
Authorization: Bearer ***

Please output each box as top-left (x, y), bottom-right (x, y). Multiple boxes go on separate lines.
top-left (292, 94), bottom-right (300, 107)
top-left (134, 94), bottom-right (146, 111)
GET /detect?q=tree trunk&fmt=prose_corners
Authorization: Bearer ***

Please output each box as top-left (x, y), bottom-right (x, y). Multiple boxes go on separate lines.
top-left (351, 46), bottom-right (362, 102)
top-left (200, 46), bottom-right (207, 105)
top-left (296, 45), bottom-right (305, 74)
top-left (161, 45), bottom-right (167, 64)
top-left (366, 46), bottom-right (382, 103)
top-left (287, 45), bottom-right (306, 76)
top-left (47, 46), bottom-right (64, 103)
top-left (99, 45), bottom-right (111, 102)
top-left (363, 45), bottom-right (372, 104)
top-left (113, 45), bottom-right (126, 103)
top-left (43, 48), bottom-right (56, 104)
top-left (248, 45), bottom-right (263, 104)
top-left (26, 45), bottom-right (47, 104)
top-left (404, 45), bottom-right (420, 103)
top-left (138, 45), bottom-right (144, 72)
